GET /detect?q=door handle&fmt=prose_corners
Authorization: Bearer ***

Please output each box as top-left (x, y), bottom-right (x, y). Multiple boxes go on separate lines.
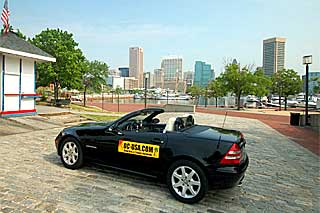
top-left (150, 138), bottom-right (164, 144)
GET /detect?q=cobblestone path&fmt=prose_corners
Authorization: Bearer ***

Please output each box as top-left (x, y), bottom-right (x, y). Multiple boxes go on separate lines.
top-left (0, 113), bottom-right (319, 212)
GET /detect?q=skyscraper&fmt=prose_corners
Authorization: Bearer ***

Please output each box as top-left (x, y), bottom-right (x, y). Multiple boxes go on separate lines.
top-left (129, 47), bottom-right (144, 87)
top-left (161, 56), bottom-right (184, 91)
top-left (119, 67), bottom-right (129, 77)
top-left (194, 61), bottom-right (215, 88)
top-left (154, 68), bottom-right (164, 89)
top-left (161, 56), bottom-right (183, 81)
top-left (263, 37), bottom-right (286, 76)
top-left (184, 71), bottom-right (194, 89)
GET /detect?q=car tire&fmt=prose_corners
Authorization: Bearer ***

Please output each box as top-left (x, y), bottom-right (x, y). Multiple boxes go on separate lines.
top-left (60, 137), bottom-right (84, 169)
top-left (166, 160), bottom-right (208, 204)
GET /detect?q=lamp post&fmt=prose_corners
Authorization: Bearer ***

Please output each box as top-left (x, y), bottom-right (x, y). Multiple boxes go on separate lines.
top-left (303, 55), bottom-right (312, 126)
top-left (111, 90), bottom-right (114, 103)
top-left (205, 86), bottom-right (208, 108)
top-left (166, 88), bottom-right (169, 104)
top-left (101, 84), bottom-right (104, 112)
top-left (144, 73), bottom-right (149, 109)
top-left (117, 92), bottom-right (120, 112)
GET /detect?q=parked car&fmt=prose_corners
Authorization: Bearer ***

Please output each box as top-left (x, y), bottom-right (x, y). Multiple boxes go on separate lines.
top-left (55, 108), bottom-right (249, 203)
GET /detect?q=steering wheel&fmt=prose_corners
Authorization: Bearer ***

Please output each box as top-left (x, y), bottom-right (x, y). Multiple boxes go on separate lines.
top-left (124, 120), bottom-right (141, 131)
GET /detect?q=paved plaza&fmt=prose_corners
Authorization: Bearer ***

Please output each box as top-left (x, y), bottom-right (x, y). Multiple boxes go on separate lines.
top-left (0, 113), bottom-right (319, 212)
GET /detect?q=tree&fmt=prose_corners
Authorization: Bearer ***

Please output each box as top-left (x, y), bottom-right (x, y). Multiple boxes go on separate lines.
top-left (252, 68), bottom-right (272, 98)
top-left (208, 77), bottom-right (227, 107)
top-left (31, 29), bottom-right (86, 105)
top-left (220, 63), bottom-right (255, 110)
top-left (187, 85), bottom-right (204, 107)
top-left (82, 60), bottom-right (109, 106)
top-left (272, 69), bottom-right (302, 110)
top-left (1, 26), bottom-right (27, 40)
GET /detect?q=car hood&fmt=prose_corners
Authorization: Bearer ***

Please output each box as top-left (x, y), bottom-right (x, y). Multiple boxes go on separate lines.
top-left (184, 125), bottom-right (240, 142)
top-left (64, 121), bottom-right (113, 131)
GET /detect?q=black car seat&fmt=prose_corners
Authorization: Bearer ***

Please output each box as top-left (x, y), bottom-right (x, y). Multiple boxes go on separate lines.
top-left (185, 115), bottom-right (194, 127)
top-left (174, 117), bottom-right (185, 131)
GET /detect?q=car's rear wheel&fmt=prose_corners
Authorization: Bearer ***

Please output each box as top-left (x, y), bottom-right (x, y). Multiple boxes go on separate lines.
top-left (60, 137), bottom-right (83, 169)
top-left (167, 160), bottom-right (208, 204)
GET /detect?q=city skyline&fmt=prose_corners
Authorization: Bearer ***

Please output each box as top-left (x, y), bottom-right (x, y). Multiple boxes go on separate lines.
top-left (10, 0), bottom-right (320, 75)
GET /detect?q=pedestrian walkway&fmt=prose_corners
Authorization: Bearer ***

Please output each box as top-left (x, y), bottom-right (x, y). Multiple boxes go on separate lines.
top-left (36, 105), bottom-right (71, 115)
top-left (0, 113), bottom-right (318, 212)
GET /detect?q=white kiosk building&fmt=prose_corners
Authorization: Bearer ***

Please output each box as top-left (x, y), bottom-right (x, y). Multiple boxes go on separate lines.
top-left (0, 32), bottom-right (56, 117)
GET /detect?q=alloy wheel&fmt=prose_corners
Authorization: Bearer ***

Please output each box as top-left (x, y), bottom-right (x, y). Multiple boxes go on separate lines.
top-left (171, 166), bottom-right (201, 199)
top-left (62, 141), bottom-right (79, 166)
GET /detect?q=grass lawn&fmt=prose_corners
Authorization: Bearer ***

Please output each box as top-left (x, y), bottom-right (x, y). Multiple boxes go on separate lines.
top-left (70, 103), bottom-right (108, 112)
top-left (70, 103), bottom-right (125, 114)
top-left (80, 114), bottom-right (121, 121)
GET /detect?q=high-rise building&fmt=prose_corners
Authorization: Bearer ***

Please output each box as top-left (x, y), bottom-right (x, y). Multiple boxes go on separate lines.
top-left (302, 71), bottom-right (320, 94)
top-left (108, 69), bottom-right (121, 77)
top-left (154, 68), bottom-right (164, 89)
top-left (129, 47), bottom-right (144, 87)
top-left (263, 37), bottom-right (286, 76)
top-left (184, 71), bottom-right (194, 89)
top-left (161, 56), bottom-right (184, 91)
top-left (119, 67), bottom-right (129, 77)
top-left (161, 56), bottom-right (183, 81)
top-left (124, 77), bottom-right (139, 90)
top-left (194, 61), bottom-right (215, 88)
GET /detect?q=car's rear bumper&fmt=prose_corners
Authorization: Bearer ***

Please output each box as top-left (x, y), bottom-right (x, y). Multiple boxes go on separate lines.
top-left (207, 155), bottom-right (249, 189)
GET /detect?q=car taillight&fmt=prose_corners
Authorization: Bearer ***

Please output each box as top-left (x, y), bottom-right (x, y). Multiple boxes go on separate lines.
top-left (220, 143), bottom-right (242, 165)
top-left (240, 132), bottom-right (244, 139)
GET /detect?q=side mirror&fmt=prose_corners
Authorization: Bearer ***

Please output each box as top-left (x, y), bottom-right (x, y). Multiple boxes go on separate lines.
top-left (106, 126), bottom-right (123, 136)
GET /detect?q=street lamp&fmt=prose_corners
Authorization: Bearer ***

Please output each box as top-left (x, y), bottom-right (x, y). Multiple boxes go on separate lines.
top-left (205, 87), bottom-right (208, 108)
top-left (303, 55), bottom-right (312, 126)
top-left (110, 90), bottom-right (114, 103)
top-left (166, 88), bottom-right (169, 104)
top-left (144, 73), bottom-right (149, 109)
top-left (101, 84), bottom-right (104, 112)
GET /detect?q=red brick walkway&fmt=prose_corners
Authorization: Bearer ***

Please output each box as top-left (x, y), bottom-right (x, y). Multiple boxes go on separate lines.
top-left (88, 103), bottom-right (319, 156)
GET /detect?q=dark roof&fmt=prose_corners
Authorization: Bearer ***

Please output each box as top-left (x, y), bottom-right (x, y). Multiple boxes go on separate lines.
top-left (0, 32), bottom-right (54, 59)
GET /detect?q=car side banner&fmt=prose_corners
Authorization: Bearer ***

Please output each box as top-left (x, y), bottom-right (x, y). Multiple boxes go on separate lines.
top-left (118, 140), bottom-right (160, 158)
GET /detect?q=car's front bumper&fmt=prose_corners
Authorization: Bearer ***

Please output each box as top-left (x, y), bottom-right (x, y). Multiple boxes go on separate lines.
top-left (55, 132), bottom-right (63, 155)
top-left (207, 155), bottom-right (249, 189)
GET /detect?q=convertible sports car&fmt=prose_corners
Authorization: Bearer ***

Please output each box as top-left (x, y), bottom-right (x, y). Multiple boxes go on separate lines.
top-left (55, 108), bottom-right (249, 203)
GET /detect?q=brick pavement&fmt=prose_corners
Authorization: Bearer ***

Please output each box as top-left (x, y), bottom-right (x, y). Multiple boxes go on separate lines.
top-left (0, 113), bottom-right (319, 212)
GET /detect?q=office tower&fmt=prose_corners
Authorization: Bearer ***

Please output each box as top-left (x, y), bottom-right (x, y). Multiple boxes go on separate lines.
top-left (119, 67), bottom-right (129, 77)
top-left (263, 37), bottom-right (286, 76)
top-left (154, 68), bottom-right (164, 89)
top-left (302, 71), bottom-right (320, 93)
top-left (194, 61), bottom-right (215, 87)
top-left (129, 47), bottom-right (144, 87)
top-left (184, 71), bottom-right (194, 89)
top-left (161, 56), bottom-right (184, 91)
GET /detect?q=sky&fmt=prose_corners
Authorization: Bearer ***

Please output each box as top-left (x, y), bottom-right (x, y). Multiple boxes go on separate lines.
top-left (9, 0), bottom-right (320, 76)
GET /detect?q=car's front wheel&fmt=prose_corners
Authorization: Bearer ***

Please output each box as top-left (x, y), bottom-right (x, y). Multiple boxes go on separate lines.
top-left (167, 160), bottom-right (208, 204)
top-left (60, 137), bottom-right (83, 169)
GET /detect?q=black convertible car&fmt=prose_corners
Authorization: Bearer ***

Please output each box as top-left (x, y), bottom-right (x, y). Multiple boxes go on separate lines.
top-left (55, 108), bottom-right (249, 203)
